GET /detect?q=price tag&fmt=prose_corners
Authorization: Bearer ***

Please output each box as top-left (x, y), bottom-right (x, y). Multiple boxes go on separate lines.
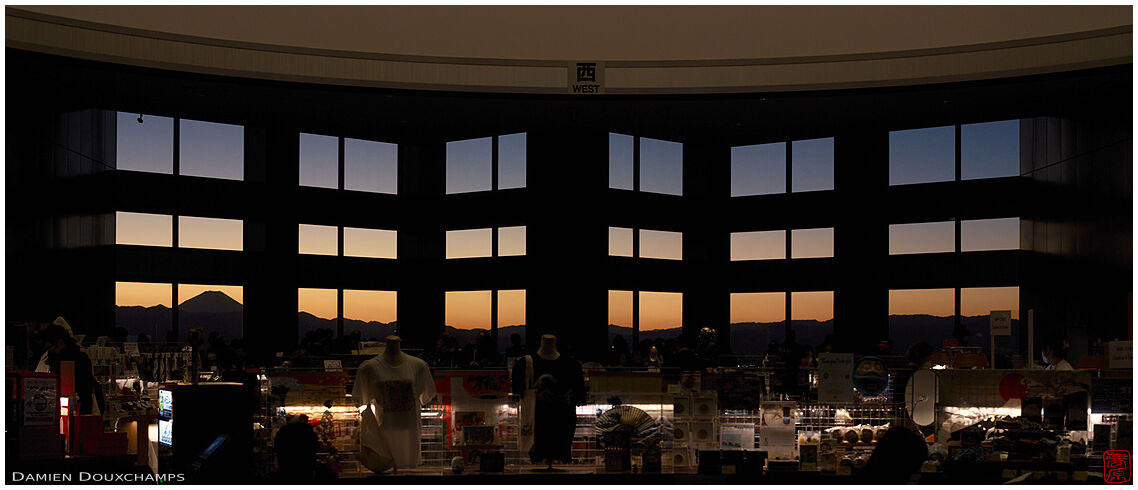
top-left (324, 359), bottom-right (343, 372)
top-left (124, 342), bottom-right (140, 357)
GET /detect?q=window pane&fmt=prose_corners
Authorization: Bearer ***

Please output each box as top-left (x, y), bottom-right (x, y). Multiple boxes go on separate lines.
top-left (498, 132), bottom-right (526, 190)
top-left (731, 230), bottom-right (786, 261)
top-left (961, 218), bottom-right (1020, 251)
top-left (792, 137), bottom-right (834, 192)
top-left (498, 289), bottom-right (526, 327)
top-left (640, 137), bottom-right (683, 196)
top-left (446, 290), bottom-right (491, 330)
top-left (343, 227), bottom-right (396, 259)
top-left (298, 288), bottom-right (337, 320)
top-left (889, 221), bottom-right (954, 255)
top-left (732, 142), bottom-right (785, 196)
top-left (791, 291), bottom-right (834, 349)
top-left (116, 212), bottom-right (172, 246)
top-left (791, 228), bottom-right (834, 258)
top-left (345, 137), bottom-right (398, 194)
top-left (961, 286), bottom-right (1020, 362)
top-left (446, 228), bottom-right (492, 259)
top-left (888, 288), bottom-right (956, 353)
top-left (179, 119), bottom-right (244, 181)
top-left (179, 216), bottom-right (243, 251)
top-left (962, 120), bottom-right (1019, 180)
top-left (116, 282), bottom-right (172, 342)
top-left (299, 133), bottom-right (338, 189)
top-left (116, 112), bottom-right (172, 174)
top-left (889, 125), bottom-right (954, 186)
top-left (344, 289), bottom-right (397, 324)
top-left (498, 226), bottom-right (526, 256)
top-left (639, 291), bottom-right (682, 332)
top-left (608, 290), bottom-right (634, 328)
top-left (178, 284), bottom-right (243, 341)
top-left (298, 224), bottom-right (337, 256)
top-left (639, 229), bottom-right (682, 260)
top-left (608, 133), bottom-right (634, 190)
top-left (446, 137), bottom-right (492, 194)
top-left (608, 227), bottom-right (634, 257)
top-left (730, 292), bottom-right (785, 355)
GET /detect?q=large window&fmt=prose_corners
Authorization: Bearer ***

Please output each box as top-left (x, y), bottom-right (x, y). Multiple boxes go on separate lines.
top-left (344, 227), bottom-right (397, 259)
top-left (116, 112), bottom-right (173, 174)
top-left (790, 228), bottom-right (835, 259)
top-left (732, 137), bottom-right (834, 196)
top-left (115, 282), bottom-right (173, 341)
top-left (888, 288), bottom-right (955, 353)
top-left (298, 224), bottom-right (338, 256)
top-left (608, 227), bottom-right (682, 260)
top-left (961, 120), bottom-right (1020, 180)
top-left (179, 119), bottom-right (244, 181)
top-left (297, 288), bottom-right (397, 341)
top-left (891, 120), bottom-right (1021, 185)
top-left (790, 291), bottom-right (834, 349)
top-left (345, 138), bottom-right (398, 194)
top-left (961, 218), bottom-right (1020, 251)
top-left (889, 125), bottom-right (955, 186)
top-left (116, 212), bottom-right (172, 247)
top-left (607, 290), bottom-right (682, 355)
top-left (730, 230), bottom-right (786, 261)
top-left (446, 228), bottom-right (493, 259)
top-left (608, 133), bottom-right (683, 196)
top-left (446, 133), bottom-right (527, 194)
top-left (730, 292), bottom-right (785, 355)
top-left (178, 283), bottom-right (244, 341)
top-left (299, 133), bottom-right (338, 189)
top-left (497, 226), bottom-right (527, 256)
top-left (889, 221), bottom-right (955, 255)
top-left (178, 216), bottom-right (243, 251)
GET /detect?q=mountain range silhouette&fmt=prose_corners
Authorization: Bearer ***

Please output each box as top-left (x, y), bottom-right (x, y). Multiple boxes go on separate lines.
top-left (117, 291), bottom-right (1018, 354)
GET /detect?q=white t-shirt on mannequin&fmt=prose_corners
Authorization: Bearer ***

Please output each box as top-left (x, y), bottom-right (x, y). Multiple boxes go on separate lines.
top-left (352, 353), bottom-right (437, 469)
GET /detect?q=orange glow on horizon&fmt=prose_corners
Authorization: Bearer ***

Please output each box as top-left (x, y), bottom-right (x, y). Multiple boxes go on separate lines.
top-left (731, 292), bottom-right (784, 324)
top-left (116, 282), bottom-right (172, 308)
top-left (639, 291), bottom-right (682, 331)
top-left (791, 291), bottom-right (834, 322)
top-left (608, 290), bottom-right (633, 326)
top-left (498, 289), bottom-right (526, 326)
top-left (889, 288), bottom-right (953, 317)
top-left (446, 290), bottom-right (491, 330)
top-left (178, 284), bottom-right (244, 305)
top-left (961, 286), bottom-right (1019, 319)
top-left (298, 288), bottom-right (337, 320)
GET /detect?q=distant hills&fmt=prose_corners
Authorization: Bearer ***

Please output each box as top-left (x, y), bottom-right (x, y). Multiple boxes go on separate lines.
top-left (118, 291), bottom-right (1018, 355)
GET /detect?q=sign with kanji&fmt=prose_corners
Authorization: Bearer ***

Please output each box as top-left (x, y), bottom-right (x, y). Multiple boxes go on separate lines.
top-left (568, 62), bottom-right (605, 94)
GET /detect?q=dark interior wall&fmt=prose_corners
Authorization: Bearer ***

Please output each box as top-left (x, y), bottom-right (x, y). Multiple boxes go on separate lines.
top-left (4, 48), bottom-right (1131, 361)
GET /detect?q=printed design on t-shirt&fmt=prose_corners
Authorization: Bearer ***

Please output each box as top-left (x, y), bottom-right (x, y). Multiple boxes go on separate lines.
top-left (381, 380), bottom-right (415, 413)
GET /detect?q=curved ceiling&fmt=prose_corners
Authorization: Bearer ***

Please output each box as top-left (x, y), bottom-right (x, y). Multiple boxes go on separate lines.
top-left (6, 5), bottom-right (1132, 94)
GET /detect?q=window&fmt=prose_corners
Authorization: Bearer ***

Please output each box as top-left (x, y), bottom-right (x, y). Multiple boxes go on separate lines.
top-left (889, 221), bottom-right (954, 255)
top-left (116, 212), bottom-right (172, 247)
top-left (608, 290), bottom-right (634, 334)
top-left (731, 230), bottom-right (785, 261)
top-left (639, 230), bottom-right (683, 260)
top-left (608, 133), bottom-right (634, 190)
top-left (497, 289), bottom-right (526, 328)
top-left (639, 291), bottom-right (683, 338)
top-left (962, 120), bottom-right (1019, 180)
top-left (446, 290), bottom-right (492, 331)
top-left (640, 138), bottom-right (683, 196)
top-left (790, 228), bottom-right (834, 259)
top-left (179, 119), bottom-right (244, 181)
top-left (178, 216), bottom-right (243, 251)
top-left (298, 224), bottom-right (338, 256)
top-left (792, 137), bottom-right (835, 192)
top-left (344, 227), bottom-right (397, 259)
top-left (497, 226), bottom-right (527, 256)
top-left (608, 227), bottom-right (634, 257)
top-left (116, 112), bottom-right (173, 174)
top-left (497, 133), bottom-right (527, 190)
top-left (961, 286), bottom-right (1020, 362)
top-left (888, 288), bottom-right (955, 352)
top-left (115, 282), bottom-right (172, 341)
top-left (299, 133), bottom-right (338, 189)
top-left (889, 125), bottom-right (955, 186)
top-left (791, 291), bottom-right (834, 348)
top-left (178, 284), bottom-right (243, 341)
top-left (731, 142), bottom-right (785, 196)
top-left (344, 138), bottom-right (398, 194)
top-left (446, 133), bottom-right (527, 194)
top-left (446, 228), bottom-right (492, 259)
top-left (730, 292), bottom-right (785, 354)
top-left (608, 133), bottom-right (683, 195)
top-left (961, 218), bottom-right (1020, 251)
top-left (343, 289), bottom-right (397, 325)
top-left (297, 288), bottom-right (337, 337)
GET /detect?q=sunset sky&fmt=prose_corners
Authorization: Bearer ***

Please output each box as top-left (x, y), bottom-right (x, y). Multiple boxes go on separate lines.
top-left (115, 114), bottom-right (1021, 332)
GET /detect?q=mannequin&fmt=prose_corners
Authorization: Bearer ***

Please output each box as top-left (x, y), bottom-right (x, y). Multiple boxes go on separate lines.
top-left (353, 335), bottom-right (436, 474)
top-left (511, 334), bottom-right (585, 470)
